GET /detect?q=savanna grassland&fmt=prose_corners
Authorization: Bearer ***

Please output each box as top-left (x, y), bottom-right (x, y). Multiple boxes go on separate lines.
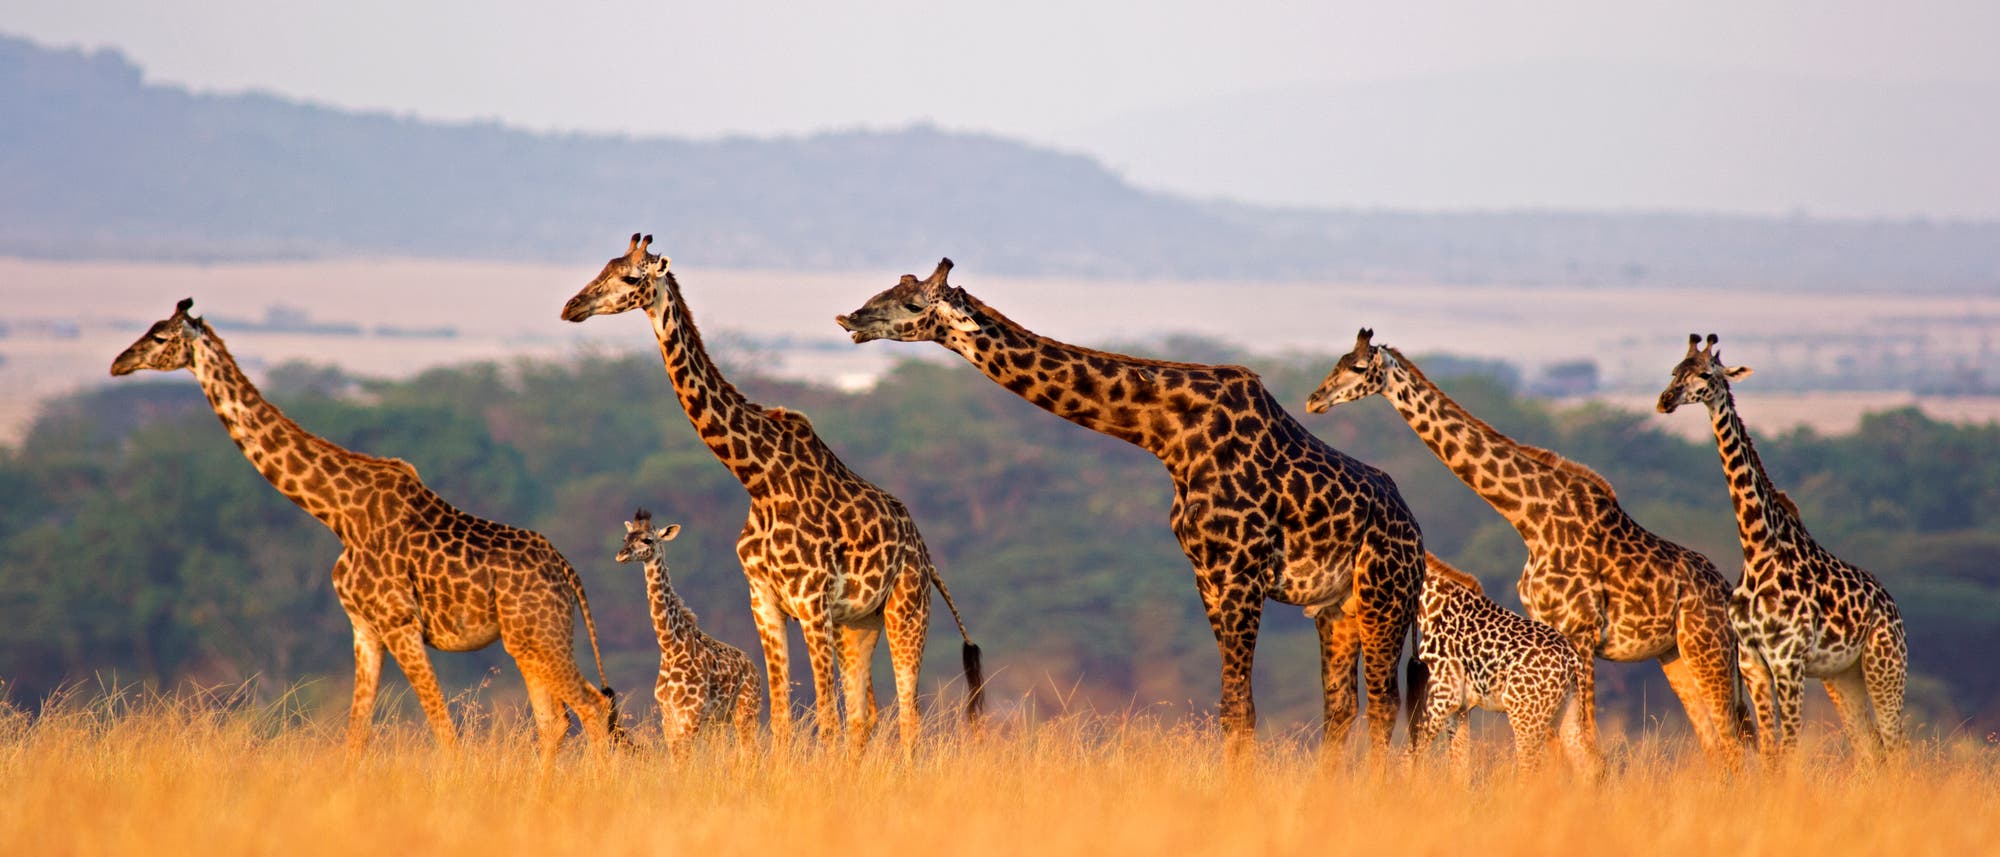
top-left (4, 684), bottom-right (1997, 857)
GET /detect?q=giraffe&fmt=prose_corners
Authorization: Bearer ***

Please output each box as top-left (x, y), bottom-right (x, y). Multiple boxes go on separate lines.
top-left (561, 235), bottom-right (984, 752)
top-left (836, 260), bottom-right (1425, 756)
top-left (1406, 553), bottom-right (1598, 780)
top-left (1657, 333), bottom-right (1907, 761)
top-left (1304, 328), bottom-right (1747, 762)
top-left (110, 298), bottom-right (620, 762)
top-left (614, 509), bottom-right (760, 755)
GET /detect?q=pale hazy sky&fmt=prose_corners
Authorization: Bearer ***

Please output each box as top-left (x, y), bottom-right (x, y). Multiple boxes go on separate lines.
top-left (11, 1), bottom-right (2000, 216)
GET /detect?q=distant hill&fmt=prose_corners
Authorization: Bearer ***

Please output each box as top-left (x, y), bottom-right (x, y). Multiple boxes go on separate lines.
top-left (3, 34), bottom-right (1997, 290)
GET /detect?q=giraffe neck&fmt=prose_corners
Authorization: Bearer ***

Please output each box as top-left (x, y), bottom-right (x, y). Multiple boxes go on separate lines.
top-left (646, 272), bottom-right (789, 487)
top-left (187, 328), bottom-right (387, 541)
top-left (1703, 385), bottom-right (1806, 569)
top-left (937, 295), bottom-right (1224, 456)
top-left (1376, 349), bottom-right (1570, 534)
top-left (642, 557), bottom-right (702, 661)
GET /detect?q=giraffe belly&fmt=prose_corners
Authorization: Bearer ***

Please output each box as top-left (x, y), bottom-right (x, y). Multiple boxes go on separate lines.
top-left (424, 617), bottom-right (501, 652)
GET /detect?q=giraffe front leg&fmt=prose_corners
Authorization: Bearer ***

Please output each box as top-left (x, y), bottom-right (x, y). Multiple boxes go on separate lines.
top-left (1196, 583), bottom-right (1263, 758)
top-left (748, 584), bottom-right (794, 749)
top-left (837, 620), bottom-right (883, 755)
top-left (1737, 643), bottom-right (1780, 761)
top-left (379, 624), bottom-right (457, 751)
top-left (796, 598), bottom-right (844, 748)
top-left (344, 620), bottom-right (385, 757)
top-left (734, 666), bottom-right (762, 756)
top-left (1556, 627), bottom-right (1603, 764)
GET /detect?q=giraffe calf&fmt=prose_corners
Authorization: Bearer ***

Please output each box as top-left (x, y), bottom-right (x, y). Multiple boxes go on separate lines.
top-left (617, 509), bottom-right (761, 755)
top-left (1408, 554), bottom-right (1599, 779)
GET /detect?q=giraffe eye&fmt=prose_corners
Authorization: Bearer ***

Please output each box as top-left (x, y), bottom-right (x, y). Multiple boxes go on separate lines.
top-left (620, 275), bottom-right (641, 285)
top-left (902, 302), bottom-right (923, 313)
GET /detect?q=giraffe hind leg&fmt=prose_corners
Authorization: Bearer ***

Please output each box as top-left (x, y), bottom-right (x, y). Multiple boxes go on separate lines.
top-left (883, 562), bottom-right (934, 753)
top-left (837, 619), bottom-right (883, 754)
top-left (1822, 665), bottom-right (1881, 762)
top-left (1862, 624), bottom-right (1908, 755)
top-left (1354, 538), bottom-right (1421, 755)
top-left (1313, 611), bottom-right (1362, 750)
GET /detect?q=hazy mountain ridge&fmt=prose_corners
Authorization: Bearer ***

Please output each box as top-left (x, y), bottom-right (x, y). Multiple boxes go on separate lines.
top-left (4, 34), bottom-right (1997, 290)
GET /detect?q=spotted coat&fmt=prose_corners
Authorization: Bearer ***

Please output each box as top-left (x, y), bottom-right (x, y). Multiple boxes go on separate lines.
top-left (615, 512), bottom-right (760, 753)
top-left (837, 260), bottom-right (1424, 754)
top-left (1307, 330), bottom-right (1747, 761)
top-left (563, 236), bottom-right (983, 752)
top-left (1658, 334), bottom-right (1906, 761)
top-left (110, 299), bottom-right (619, 762)
top-left (1409, 554), bottom-right (1597, 778)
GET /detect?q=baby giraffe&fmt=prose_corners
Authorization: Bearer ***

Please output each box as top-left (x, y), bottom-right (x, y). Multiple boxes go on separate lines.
top-left (617, 510), bottom-right (761, 755)
top-left (1408, 554), bottom-right (1599, 780)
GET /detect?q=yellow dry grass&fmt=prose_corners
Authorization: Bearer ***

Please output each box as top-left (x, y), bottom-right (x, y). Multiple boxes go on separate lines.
top-left (3, 684), bottom-right (1996, 857)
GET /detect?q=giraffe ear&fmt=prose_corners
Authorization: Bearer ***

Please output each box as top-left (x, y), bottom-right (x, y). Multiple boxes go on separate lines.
top-left (1723, 365), bottom-right (1754, 382)
top-left (656, 524), bottom-right (681, 542)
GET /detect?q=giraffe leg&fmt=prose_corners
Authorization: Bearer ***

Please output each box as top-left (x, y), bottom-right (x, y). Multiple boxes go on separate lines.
top-left (1507, 705), bottom-right (1554, 778)
top-left (1861, 622), bottom-right (1908, 755)
top-left (795, 596), bottom-right (844, 747)
top-left (1194, 576), bottom-right (1263, 757)
top-left (837, 619), bottom-right (883, 754)
top-left (378, 624), bottom-right (458, 751)
top-left (1676, 587), bottom-right (1749, 757)
top-left (1354, 538), bottom-right (1421, 756)
top-left (523, 672), bottom-right (565, 761)
top-left (1822, 665), bottom-right (1881, 762)
top-left (344, 619), bottom-right (386, 757)
top-left (1407, 659), bottom-right (1459, 768)
top-left (1555, 628), bottom-right (1603, 765)
top-left (1444, 711), bottom-right (1471, 784)
top-left (1657, 651), bottom-right (1724, 755)
top-left (1767, 653), bottom-right (1807, 759)
top-left (734, 666), bottom-right (762, 755)
top-left (1555, 687), bottom-right (1599, 779)
top-left (1313, 610), bottom-right (1362, 749)
top-left (1737, 642), bottom-right (1780, 760)
top-left (883, 562), bottom-right (934, 754)
top-left (748, 583), bottom-right (794, 748)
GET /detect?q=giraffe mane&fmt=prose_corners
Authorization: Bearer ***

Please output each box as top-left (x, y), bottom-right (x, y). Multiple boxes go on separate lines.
top-left (200, 325), bottom-right (416, 476)
top-left (660, 270), bottom-right (765, 413)
top-left (1385, 347), bottom-right (1619, 501)
top-left (963, 294), bottom-right (1259, 377)
top-left (1423, 553), bottom-right (1484, 595)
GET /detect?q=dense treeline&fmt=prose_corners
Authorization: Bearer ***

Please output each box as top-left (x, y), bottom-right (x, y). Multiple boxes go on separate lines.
top-left (3, 344), bottom-right (1997, 736)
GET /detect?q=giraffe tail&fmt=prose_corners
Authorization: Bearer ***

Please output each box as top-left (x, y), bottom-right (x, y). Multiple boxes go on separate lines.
top-left (930, 566), bottom-right (986, 727)
top-left (1404, 623), bottom-right (1428, 745)
top-left (558, 556), bottom-right (624, 741)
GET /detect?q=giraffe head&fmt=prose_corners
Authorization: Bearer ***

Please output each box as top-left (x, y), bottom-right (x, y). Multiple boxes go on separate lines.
top-left (614, 508), bottom-right (682, 564)
top-left (1304, 328), bottom-right (1386, 413)
top-left (834, 258), bottom-right (982, 343)
top-left (110, 298), bottom-right (205, 376)
top-left (560, 233), bottom-right (672, 322)
top-left (1656, 333), bottom-right (1754, 414)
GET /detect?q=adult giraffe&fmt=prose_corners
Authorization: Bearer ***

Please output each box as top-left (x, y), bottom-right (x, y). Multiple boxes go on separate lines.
top-left (110, 299), bottom-right (619, 762)
top-left (561, 236), bottom-right (982, 753)
top-left (837, 260), bottom-right (1424, 755)
top-left (1305, 328), bottom-right (1747, 761)
top-left (1658, 333), bottom-right (1905, 761)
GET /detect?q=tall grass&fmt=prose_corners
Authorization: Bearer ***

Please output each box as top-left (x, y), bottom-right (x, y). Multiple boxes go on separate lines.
top-left (2, 682), bottom-right (1994, 856)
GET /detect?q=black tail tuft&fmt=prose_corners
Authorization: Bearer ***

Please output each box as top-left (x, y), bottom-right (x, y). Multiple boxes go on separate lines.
top-left (962, 642), bottom-right (986, 727)
top-left (601, 686), bottom-right (633, 748)
top-left (1404, 656), bottom-right (1430, 739)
